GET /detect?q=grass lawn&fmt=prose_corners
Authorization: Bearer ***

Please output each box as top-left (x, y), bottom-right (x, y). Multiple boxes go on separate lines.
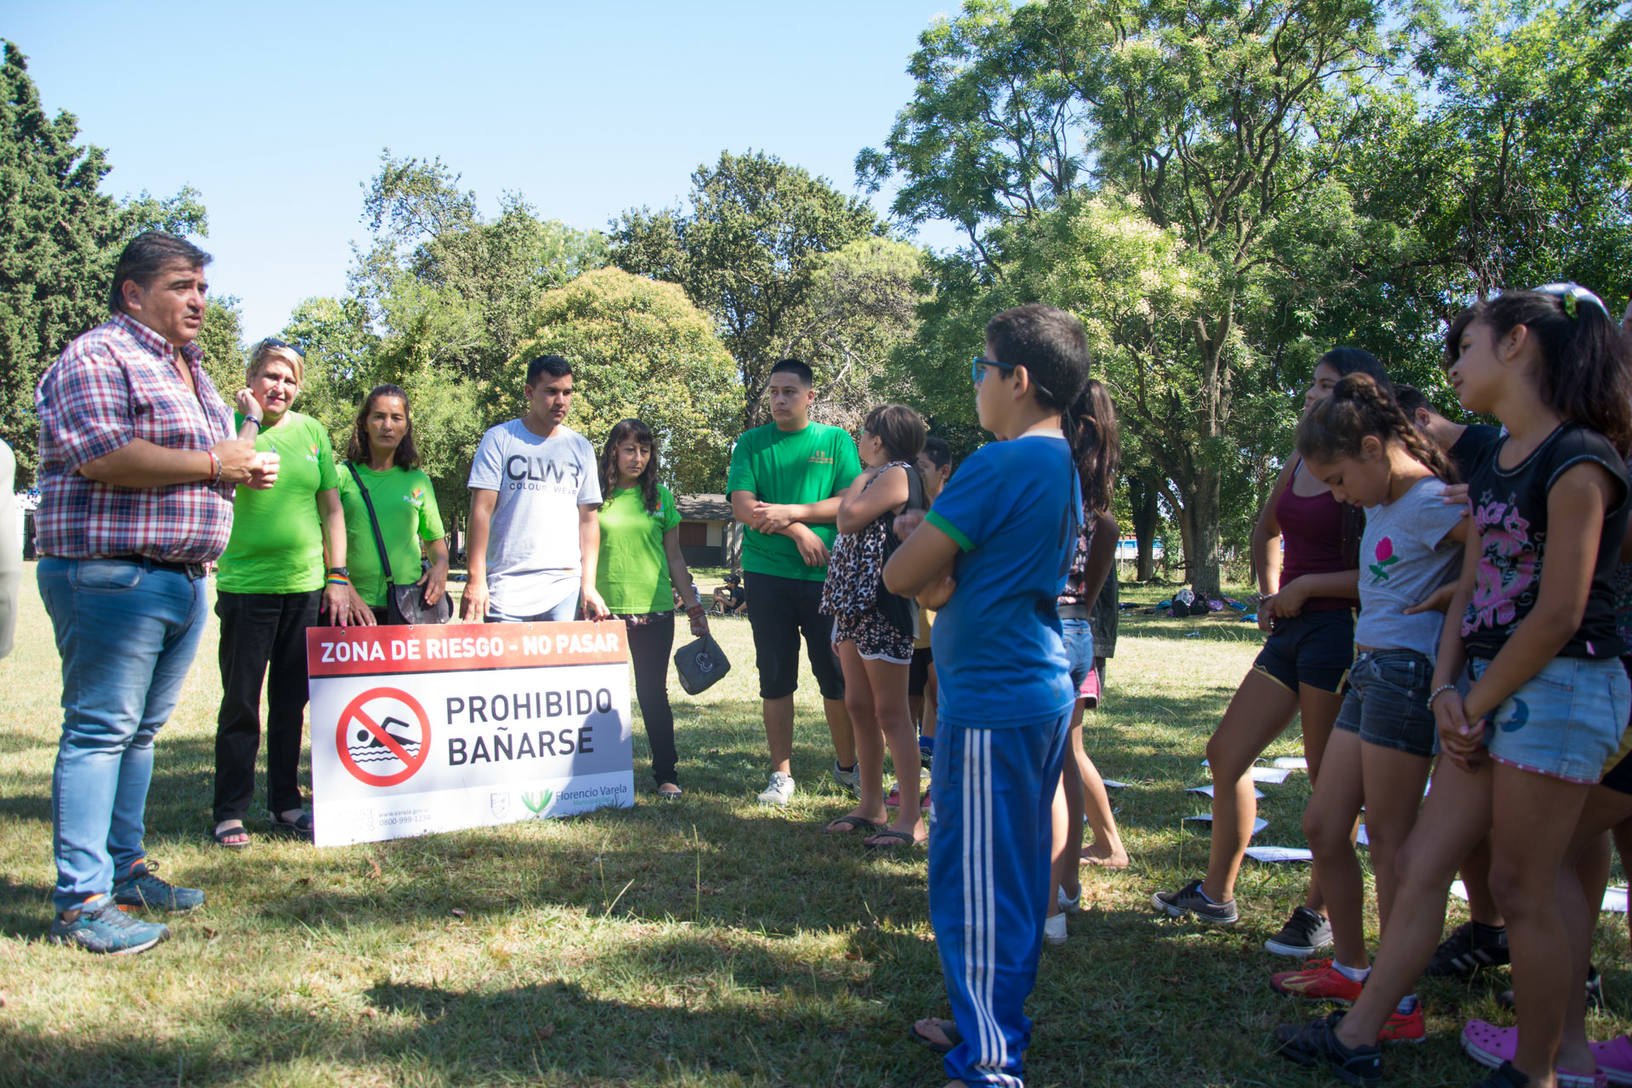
top-left (1, 571), bottom-right (1628, 1087)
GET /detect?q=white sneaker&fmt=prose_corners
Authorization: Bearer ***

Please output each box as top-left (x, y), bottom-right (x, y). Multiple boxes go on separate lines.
top-left (757, 771), bottom-right (795, 805)
top-left (831, 761), bottom-right (860, 796)
top-left (1043, 911), bottom-right (1068, 945)
top-left (1058, 885), bottom-right (1081, 913)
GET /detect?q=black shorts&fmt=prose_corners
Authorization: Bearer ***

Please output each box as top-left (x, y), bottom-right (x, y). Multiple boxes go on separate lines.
top-left (744, 571), bottom-right (845, 700)
top-left (1252, 608), bottom-right (1355, 695)
top-left (909, 646), bottom-right (934, 695)
top-left (1600, 659), bottom-right (1632, 795)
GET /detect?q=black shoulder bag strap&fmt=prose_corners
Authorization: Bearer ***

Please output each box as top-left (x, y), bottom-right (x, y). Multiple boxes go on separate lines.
top-left (345, 462), bottom-right (395, 595)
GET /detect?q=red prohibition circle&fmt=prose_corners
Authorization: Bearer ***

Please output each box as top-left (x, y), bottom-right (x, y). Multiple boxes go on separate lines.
top-left (335, 686), bottom-right (432, 787)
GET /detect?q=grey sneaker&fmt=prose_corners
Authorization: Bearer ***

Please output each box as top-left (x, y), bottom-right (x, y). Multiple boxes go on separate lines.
top-left (757, 771), bottom-right (795, 805)
top-left (1265, 905), bottom-right (1333, 956)
top-left (112, 859), bottom-right (205, 913)
top-left (49, 897), bottom-right (170, 955)
top-left (831, 761), bottom-right (860, 796)
top-left (1153, 878), bottom-right (1239, 924)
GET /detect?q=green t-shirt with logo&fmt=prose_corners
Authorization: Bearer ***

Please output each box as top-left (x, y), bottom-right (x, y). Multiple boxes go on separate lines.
top-left (596, 484), bottom-right (682, 614)
top-left (217, 410), bottom-right (339, 594)
top-left (337, 463), bottom-right (448, 608)
top-left (726, 421), bottom-right (861, 582)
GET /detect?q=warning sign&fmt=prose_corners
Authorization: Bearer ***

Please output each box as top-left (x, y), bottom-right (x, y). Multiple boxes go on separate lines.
top-left (335, 687), bottom-right (431, 787)
top-left (306, 621), bottom-right (634, 847)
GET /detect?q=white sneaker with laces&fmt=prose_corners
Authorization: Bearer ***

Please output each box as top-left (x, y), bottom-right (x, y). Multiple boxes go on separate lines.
top-left (1058, 885), bottom-right (1081, 913)
top-left (1043, 911), bottom-right (1068, 945)
top-left (831, 761), bottom-right (860, 796)
top-left (757, 771), bottom-right (795, 805)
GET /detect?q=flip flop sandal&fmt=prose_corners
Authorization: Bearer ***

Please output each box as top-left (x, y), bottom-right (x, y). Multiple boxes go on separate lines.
top-left (1462, 1020), bottom-right (1604, 1088)
top-left (864, 829), bottom-right (925, 849)
top-left (823, 814), bottom-right (881, 834)
top-left (213, 823), bottom-right (250, 849)
top-left (909, 1018), bottom-right (961, 1054)
top-left (268, 810), bottom-right (314, 838)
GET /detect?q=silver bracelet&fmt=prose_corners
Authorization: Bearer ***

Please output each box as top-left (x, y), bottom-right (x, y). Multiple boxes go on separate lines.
top-left (1426, 682), bottom-right (1458, 710)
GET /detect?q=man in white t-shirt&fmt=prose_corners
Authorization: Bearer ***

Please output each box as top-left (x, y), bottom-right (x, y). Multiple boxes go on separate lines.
top-left (462, 355), bottom-right (608, 622)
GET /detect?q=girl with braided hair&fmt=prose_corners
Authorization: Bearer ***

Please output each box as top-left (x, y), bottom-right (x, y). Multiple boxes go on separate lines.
top-left (1266, 372), bottom-right (1471, 1035)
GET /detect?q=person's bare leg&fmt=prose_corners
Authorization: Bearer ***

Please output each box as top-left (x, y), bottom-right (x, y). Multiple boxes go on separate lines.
top-left (1359, 743), bottom-right (1432, 936)
top-left (763, 695), bottom-right (794, 775)
top-left (1613, 815), bottom-right (1632, 951)
top-left (1297, 682), bottom-right (1346, 915)
top-left (1302, 728), bottom-right (1368, 968)
top-left (1558, 823), bottom-right (1615, 1076)
top-left (1201, 670), bottom-right (1300, 903)
top-left (921, 666), bottom-right (938, 741)
top-left (829, 641), bottom-right (886, 827)
top-left (1078, 700), bottom-right (1129, 867)
top-left (1333, 760), bottom-right (1493, 1049)
top-left (1050, 707), bottom-right (1086, 917)
top-left (1488, 765), bottom-right (1592, 1085)
top-left (825, 696), bottom-right (856, 771)
top-left (862, 654), bottom-right (922, 842)
top-left (1459, 835), bottom-right (1505, 927)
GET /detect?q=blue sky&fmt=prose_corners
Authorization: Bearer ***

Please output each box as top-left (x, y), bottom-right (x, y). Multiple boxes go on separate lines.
top-left (5, 1), bottom-right (962, 336)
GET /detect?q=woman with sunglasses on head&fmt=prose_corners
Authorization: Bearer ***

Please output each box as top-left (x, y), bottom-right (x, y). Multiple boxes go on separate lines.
top-left (211, 338), bottom-right (367, 850)
top-left (1154, 349), bottom-right (1388, 964)
top-left (336, 384), bottom-right (448, 625)
top-left (595, 419), bottom-right (708, 799)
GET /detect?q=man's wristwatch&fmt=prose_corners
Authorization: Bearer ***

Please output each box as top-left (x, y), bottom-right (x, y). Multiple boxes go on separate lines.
top-left (327, 566), bottom-right (350, 578)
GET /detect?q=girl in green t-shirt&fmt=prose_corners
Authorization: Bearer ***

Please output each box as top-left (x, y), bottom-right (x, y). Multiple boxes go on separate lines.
top-left (595, 419), bottom-right (709, 797)
top-left (338, 384), bottom-right (449, 624)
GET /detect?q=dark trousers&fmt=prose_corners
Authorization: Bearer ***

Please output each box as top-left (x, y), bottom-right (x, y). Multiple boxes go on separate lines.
top-left (213, 590), bottom-right (321, 822)
top-left (625, 612), bottom-right (679, 786)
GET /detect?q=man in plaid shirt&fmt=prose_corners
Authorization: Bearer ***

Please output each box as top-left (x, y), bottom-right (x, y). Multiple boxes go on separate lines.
top-left (35, 231), bottom-right (278, 955)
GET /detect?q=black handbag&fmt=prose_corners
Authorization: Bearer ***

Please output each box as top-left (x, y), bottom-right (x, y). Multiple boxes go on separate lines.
top-left (673, 632), bottom-right (731, 695)
top-left (345, 462), bottom-right (452, 625)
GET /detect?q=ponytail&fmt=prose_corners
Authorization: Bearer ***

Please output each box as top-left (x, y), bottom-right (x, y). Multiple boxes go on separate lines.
top-left (1297, 373), bottom-right (1458, 484)
top-left (1070, 379), bottom-right (1120, 515)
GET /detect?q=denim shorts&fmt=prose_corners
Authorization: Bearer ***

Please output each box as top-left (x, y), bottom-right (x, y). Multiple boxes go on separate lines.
top-left (1332, 649), bottom-right (1437, 758)
top-left (1252, 608), bottom-right (1355, 694)
top-left (1062, 617), bottom-right (1094, 691)
top-left (1469, 655), bottom-right (1632, 784)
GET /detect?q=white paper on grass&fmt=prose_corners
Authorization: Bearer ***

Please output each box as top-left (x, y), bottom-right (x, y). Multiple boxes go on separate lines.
top-left (1196, 761), bottom-right (1291, 784)
top-left (1186, 815), bottom-right (1269, 835)
top-left (1245, 846), bottom-right (1313, 863)
top-left (1272, 756), bottom-right (1308, 770)
top-left (1451, 879), bottom-right (1628, 913)
top-left (1102, 779), bottom-right (1130, 789)
top-left (1357, 824), bottom-right (1369, 846)
top-left (1187, 784), bottom-right (1266, 800)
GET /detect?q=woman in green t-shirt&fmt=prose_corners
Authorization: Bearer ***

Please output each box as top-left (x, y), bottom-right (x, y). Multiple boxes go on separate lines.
top-left (595, 419), bottom-right (708, 798)
top-left (213, 338), bottom-right (361, 849)
top-left (337, 384), bottom-right (449, 624)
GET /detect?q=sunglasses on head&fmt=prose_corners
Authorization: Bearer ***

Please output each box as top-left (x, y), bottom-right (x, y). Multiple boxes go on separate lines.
top-left (1530, 282), bottom-right (1611, 321)
top-left (258, 337), bottom-right (305, 358)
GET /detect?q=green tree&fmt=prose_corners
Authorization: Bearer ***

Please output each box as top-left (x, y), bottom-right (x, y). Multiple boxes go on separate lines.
top-left (861, 0), bottom-right (1409, 593)
top-left (610, 149), bottom-right (884, 427)
top-left (196, 297), bottom-right (246, 402)
top-left (511, 267), bottom-right (740, 493)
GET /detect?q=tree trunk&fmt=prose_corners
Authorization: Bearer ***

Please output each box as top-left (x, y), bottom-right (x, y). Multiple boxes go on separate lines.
top-left (1183, 465), bottom-right (1224, 597)
top-left (1129, 477), bottom-right (1160, 582)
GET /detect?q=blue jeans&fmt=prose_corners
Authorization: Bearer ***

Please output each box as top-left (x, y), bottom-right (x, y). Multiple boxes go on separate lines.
top-left (487, 579), bottom-right (580, 623)
top-left (38, 558), bottom-right (208, 911)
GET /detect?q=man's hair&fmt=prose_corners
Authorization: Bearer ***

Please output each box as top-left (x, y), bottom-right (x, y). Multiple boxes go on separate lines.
top-left (1392, 382), bottom-right (1428, 420)
top-left (526, 355), bottom-right (573, 385)
top-left (109, 231), bottom-right (211, 314)
top-left (920, 435), bottom-right (952, 470)
top-left (769, 358), bottom-right (815, 387)
top-left (984, 304), bottom-right (1090, 413)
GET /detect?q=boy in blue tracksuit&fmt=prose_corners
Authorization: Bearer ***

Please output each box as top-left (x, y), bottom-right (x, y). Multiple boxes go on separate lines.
top-left (884, 303), bottom-right (1092, 1087)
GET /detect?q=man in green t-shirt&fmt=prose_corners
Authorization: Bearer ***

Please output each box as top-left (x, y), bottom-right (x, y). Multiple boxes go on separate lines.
top-left (726, 359), bottom-right (862, 805)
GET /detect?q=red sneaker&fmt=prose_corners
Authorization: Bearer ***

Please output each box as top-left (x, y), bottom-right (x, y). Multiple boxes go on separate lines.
top-left (1379, 1005), bottom-right (1425, 1044)
top-left (1269, 959), bottom-right (1364, 1004)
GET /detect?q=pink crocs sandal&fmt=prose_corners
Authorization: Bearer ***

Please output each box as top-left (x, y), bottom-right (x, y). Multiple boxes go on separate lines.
top-left (1463, 1020), bottom-right (1606, 1088)
top-left (1591, 1035), bottom-right (1632, 1087)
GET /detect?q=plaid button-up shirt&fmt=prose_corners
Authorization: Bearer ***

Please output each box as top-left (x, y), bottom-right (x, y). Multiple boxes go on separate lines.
top-left (35, 312), bottom-right (235, 562)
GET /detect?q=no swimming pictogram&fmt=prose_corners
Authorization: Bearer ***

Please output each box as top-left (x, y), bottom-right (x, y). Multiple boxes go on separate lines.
top-left (336, 687), bottom-right (431, 787)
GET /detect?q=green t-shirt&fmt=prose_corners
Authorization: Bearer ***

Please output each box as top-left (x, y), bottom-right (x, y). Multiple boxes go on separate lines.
top-left (725, 420), bottom-right (862, 582)
top-left (337, 463), bottom-right (448, 608)
top-left (217, 411), bottom-right (339, 594)
top-left (596, 483), bottom-right (682, 614)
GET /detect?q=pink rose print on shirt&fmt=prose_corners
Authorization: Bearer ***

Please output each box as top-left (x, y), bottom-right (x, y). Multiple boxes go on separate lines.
top-left (1462, 498), bottom-right (1538, 635)
top-left (1369, 537), bottom-right (1399, 583)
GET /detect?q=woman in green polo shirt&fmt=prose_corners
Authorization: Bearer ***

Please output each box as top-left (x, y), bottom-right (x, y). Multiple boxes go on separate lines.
top-left (595, 419), bottom-right (708, 798)
top-left (213, 338), bottom-right (360, 848)
top-left (337, 384), bottom-right (449, 624)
